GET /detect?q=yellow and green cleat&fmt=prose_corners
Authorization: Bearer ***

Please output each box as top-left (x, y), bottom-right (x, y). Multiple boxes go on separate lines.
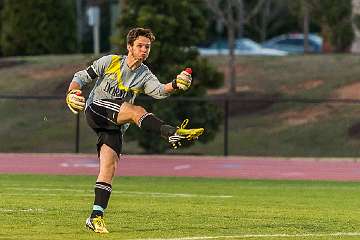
top-left (169, 119), bottom-right (204, 149)
top-left (85, 216), bottom-right (109, 233)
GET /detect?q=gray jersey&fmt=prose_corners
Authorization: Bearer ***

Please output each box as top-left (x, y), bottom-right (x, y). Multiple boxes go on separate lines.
top-left (72, 54), bottom-right (170, 107)
top-left (71, 54), bottom-right (170, 132)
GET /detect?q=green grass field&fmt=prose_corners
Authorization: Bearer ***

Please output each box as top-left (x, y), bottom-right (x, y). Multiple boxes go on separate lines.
top-left (1, 174), bottom-right (360, 240)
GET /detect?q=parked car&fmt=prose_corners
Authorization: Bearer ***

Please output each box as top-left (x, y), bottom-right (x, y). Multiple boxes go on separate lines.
top-left (261, 33), bottom-right (323, 54)
top-left (198, 38), bottom-right (288, 56)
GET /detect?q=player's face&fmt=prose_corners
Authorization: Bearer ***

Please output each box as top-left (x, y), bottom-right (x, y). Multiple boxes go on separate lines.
top-left (128, 36), bottom-right (151, 62)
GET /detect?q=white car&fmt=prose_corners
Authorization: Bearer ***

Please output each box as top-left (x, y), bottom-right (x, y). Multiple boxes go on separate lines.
top-left (198, 38), bottom-right (288, 56)
top-left (262, 33), bottom-right (323, 54)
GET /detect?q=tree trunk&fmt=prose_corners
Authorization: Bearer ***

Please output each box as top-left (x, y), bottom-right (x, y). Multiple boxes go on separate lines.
top-left (303, 1), bottom-right (310, 53)
top-left (206, 0), bottom-right (266, 95)
top-left (351, 0), bottom-right (360, 53)
top-left (237, 0), bottom-right (245, 38)
top-left (321, 22), bottom-right (333, 53)
top-left (228, 26), bottom-right (236, 95)
top-left (260, 0), bottom-right (271, 42)
top-left (226, 0), bottom-right (237, 95)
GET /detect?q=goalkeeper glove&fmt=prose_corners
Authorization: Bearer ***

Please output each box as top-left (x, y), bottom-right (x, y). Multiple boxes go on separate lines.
top-left (172, 68), bottom-right (192, 91)
top-left (66, 89), bottom-right (85, 114)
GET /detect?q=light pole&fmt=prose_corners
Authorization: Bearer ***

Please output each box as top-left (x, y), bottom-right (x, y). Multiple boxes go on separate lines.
top-left (87, 6), bottom-right (101, 55)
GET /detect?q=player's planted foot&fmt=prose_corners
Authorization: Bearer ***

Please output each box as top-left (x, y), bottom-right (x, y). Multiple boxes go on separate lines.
top-left (85, 216), bottom-right (109, 233)
top-left (169, 119), bottom-right (204, 149)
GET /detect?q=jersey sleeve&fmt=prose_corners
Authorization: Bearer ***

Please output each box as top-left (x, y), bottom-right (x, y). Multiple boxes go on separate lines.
top-left (143, 71), bottom-right (171, 99)
top-left (71, 55), bottom-right (113, 88)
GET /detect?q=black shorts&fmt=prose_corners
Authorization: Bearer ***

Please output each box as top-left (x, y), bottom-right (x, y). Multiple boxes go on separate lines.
top-left (85, 99), bottom-right (126, 157)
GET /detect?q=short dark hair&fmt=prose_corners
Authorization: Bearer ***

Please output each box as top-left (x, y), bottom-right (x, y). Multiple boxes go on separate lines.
top-left (127, 27), bottom-right (155, 46)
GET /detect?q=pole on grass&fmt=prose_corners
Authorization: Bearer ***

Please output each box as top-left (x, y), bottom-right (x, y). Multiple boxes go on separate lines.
top-left (224, 99), bottom-right (229, 156)
top-left (75, 113), bottom-right (80, 153)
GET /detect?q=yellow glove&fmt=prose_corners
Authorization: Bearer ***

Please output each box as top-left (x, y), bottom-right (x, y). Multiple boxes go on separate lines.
top-left (66, 89), bottom-right (85, 114)
top-left (172, 68), bottom-right (192, 91)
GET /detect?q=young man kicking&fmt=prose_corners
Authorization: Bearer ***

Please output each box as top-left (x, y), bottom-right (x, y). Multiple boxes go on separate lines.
top-left (65, 27), bottom-right (204, 233)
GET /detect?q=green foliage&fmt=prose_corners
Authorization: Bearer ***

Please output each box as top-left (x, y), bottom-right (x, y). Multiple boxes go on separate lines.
top-left (289, 0), bottom-right (353, 52)
top-left (0, 0), bottom-right (76, 56)
top-left (310, 0), bottom-right (353, 52)
top-left (114, 0), bottom-right (224, 153)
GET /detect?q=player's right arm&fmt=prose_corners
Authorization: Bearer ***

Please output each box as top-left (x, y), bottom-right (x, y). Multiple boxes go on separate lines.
top-left (66, 55), bottom-right (113, 114)
top-left (66, 81), bottom-right (85, 114)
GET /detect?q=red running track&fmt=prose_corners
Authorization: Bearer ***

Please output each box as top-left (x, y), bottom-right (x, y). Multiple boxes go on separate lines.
top-left (1, 153), bottom-right (360, 181)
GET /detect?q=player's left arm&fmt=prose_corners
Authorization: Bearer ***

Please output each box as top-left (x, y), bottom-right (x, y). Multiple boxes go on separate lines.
top-left (165, 68), bottom-right (192, 93)
top-left (143, 68), bottom-right (192, 98)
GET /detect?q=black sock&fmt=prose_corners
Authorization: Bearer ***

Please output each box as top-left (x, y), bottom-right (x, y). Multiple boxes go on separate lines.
top-left (139, 113), bottom-right (176, 138)
top-left (91, 182), bottom-right (112, 218)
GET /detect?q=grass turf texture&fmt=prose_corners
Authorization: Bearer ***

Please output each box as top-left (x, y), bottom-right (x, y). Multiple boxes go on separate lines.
top-left (1, 174), bottom-right (360, 239)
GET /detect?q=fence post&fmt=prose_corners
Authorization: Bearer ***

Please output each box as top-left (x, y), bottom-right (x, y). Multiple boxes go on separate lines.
top-left (224, 98), bottom-right (229, 156)
top-left (75, 113), bottom-right (80, 153)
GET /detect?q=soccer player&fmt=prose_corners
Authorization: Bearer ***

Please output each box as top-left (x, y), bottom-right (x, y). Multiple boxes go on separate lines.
top-left (65, 27), bottom-right (204, 233)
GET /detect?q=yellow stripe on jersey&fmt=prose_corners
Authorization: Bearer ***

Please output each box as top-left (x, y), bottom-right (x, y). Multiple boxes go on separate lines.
top-left (104, 55), bottom-right (128, 91)
top-left (104, 55), bottom-right (143, 95)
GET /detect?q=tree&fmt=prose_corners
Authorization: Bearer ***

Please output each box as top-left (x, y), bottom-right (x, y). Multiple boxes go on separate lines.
top-left (314, 0), bottom-right (353, 52)
top-left (249, 0), bottom-right (291, 42)
top-left (114, 0), bottom-right (223, 153)
top-left (205, 1), bottom-right (301, 42)
top-left (1, 0), bottom-right (77, 56)
top-left (290, 0), bottom-right (353, 52)
top-left (205, 0), bottom-right (265, 95)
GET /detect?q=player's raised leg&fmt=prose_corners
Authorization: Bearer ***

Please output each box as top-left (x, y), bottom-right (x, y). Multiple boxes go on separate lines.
top-left (117, 102), bottom-right (204, 148)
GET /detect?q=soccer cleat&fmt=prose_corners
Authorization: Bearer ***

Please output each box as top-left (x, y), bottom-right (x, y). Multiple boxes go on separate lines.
top-left (169, 119), bottom-right (204, 149)
top-left (85, 216), bottom-right (109, 233)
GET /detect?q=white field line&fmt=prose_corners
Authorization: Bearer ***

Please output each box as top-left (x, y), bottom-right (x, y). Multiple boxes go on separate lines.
top-left (115, 191), bottom-right (232, 198)
top-left (0, 208), bottom-right (45, 212)
top-left (4, 193), bottom-right (83, 196)
top-left (130, 232), bottom-right (360, 240)
top-left (5, 187), bottom-right (232, 198)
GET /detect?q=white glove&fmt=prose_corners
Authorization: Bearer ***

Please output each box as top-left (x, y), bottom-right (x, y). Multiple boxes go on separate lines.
top-left (66, 89), bottom-right (85, 114)
top-left (172, 70), bottom-right (192, 91)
